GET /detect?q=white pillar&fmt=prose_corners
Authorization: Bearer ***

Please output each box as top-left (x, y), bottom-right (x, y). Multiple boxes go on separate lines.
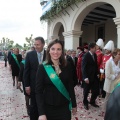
top-left (113, 17), bottom-right (120, 48)
top-left (63, 30), bottom-right (83, 50)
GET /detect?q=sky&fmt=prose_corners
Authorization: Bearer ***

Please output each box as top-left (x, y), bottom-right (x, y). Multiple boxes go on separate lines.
top-left (0, 0), bottom-right (47, 46)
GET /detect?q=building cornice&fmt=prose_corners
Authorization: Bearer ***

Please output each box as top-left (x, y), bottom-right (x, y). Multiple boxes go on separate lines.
top-left (40, 0), bottom-right (86, 22)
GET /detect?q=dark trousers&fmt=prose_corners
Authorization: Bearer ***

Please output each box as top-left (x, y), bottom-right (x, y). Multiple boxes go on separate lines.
top-left (5, 60), bottom-right (7, 67)
top-left (83, 80), bottom-right (99, 105)
top-left (30, 93), bottom-right (39, 120)
top-left (100, 79), bottom-right (106, 98)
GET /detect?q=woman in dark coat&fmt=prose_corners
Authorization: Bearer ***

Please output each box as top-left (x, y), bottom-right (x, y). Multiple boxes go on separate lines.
top-left (9, 48), bottom-right (22, 88)
top-left (36, 39), bottom-right (77, 120)
top-left (18, 59), bottom-right (30, 115)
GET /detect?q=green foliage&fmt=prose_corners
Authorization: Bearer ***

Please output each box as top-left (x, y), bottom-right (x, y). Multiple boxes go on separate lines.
top-left (0, 34), bottom-right (34, 51)
top-left (25, 34), bottom-right (34, 50)
top-left (0, 37), bottom-right (14, 50)
top-left (14, 43), bottom-right (23, 49)
top-left (40, 0), bottom-right (86, 21)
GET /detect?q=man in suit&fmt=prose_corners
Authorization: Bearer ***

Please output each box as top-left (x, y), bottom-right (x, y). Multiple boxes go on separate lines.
top-left (71, 50), bottom-right (78, 67)
top-left (82, 43), bottom-right (99, 110)
top-left (66, 50), bottom-right (78, 86)
top-left (24, 37), bottom-right (46, 120)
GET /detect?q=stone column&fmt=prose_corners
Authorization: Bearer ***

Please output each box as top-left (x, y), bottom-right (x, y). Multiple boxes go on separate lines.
top-left (113, 17), bottom-right (120, 48)
top-left (63, 30), bottom-right (83, 50)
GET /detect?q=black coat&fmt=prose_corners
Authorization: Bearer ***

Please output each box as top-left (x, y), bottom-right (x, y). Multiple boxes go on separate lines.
top-left (23, 50), bottom-right (46, 93)
top-left (9, 54), bottom-right (22, 76)
top-left (7, 51), bottom-right (12, 63)
top-left (104, 85), bottom-right (120, 120)
top-left (82, 52), bottom-right (99, 82)
top-left (35, 63), bottom-right (76, 116)
top-left (66, 56), bottom-right (78, 86)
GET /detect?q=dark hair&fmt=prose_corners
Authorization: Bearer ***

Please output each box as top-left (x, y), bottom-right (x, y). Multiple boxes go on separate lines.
top-left (35, 36), bottom-right (45, 44)
top-left (88, 43), bottom-right (96, 50)
top-left (31, 46), bottom-right (35, 50)
top-left (46, 39), bottom-right (66, 67)
top-left (112, 48), bottom-right (120, 59)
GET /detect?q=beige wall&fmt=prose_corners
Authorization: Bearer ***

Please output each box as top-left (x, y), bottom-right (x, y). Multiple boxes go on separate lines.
top-left (105, 19), bottom-right (117, 47)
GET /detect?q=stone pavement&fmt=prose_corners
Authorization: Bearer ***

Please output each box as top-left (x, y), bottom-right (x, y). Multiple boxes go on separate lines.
top-left (0, 61), bottom-right (104, 120)
top-left (0, 61), bottom-right (29, 120)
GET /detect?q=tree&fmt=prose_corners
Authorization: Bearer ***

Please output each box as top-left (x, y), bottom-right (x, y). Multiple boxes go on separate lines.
top-left (0, 37), bottom-right (14, 50)
top-left (25, 34), bottom-right (34, 49)
top-left (14, 43), bottom-right (23, 49)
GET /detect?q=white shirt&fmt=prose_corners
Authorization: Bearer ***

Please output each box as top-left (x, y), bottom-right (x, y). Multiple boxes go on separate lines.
top-left (37, 49), bottom-right (44, 64)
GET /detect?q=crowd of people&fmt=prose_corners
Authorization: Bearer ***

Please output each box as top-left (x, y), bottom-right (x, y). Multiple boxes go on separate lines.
top-left (1, 36), bottom-right (120, 120)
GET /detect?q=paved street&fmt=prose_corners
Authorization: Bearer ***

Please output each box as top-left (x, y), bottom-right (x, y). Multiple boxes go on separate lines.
top-left (0, 61), bottom-right (104, 120)
top-left (0, 61), bottom-right (29, 120)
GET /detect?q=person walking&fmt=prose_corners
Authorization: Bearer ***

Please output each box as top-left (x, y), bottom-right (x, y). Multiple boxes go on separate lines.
top-left (100, 40), bottom-right (114, 98)
top-left (95, 38), bottom-right (104, 96)
top-left (24, 36), bottom-right (46, 120)
top-left (82, 43), bottom-right (99, 110)
top-left (4, 50), bottom-right (8, 67)
top-left (18, 52), bottom-right (30, 115)
top-left (9, 48), bottom-right (22, 88)
top-left (36, 39), bottom-right (77, 120)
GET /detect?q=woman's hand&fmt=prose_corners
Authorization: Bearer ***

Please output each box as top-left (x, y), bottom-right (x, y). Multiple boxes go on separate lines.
top-left (72, 107), bottom-right (77, 115)
top-left (38, 115), bottom-right (47, 120)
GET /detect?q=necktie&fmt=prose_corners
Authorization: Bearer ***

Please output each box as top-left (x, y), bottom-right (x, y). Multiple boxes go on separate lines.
top-left (72, 57), bottom-right (75, 65)
top-left (38, 52), bottom-right (41, 64)
top-left (92, 54), bottom-right (94, 61)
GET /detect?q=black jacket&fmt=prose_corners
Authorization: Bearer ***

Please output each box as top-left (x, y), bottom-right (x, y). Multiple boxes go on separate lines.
top-left (23, 50), bottom-right (46, 93)
top-left (35, 63), bottom-right (77, 116)
top-left (66, 56), bottom-right (78, 86)
top-left (82, 52), bottom-right (99, 82)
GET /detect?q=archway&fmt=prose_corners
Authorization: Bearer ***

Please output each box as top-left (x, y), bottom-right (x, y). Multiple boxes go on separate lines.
top-left (52, 22), bottom-right (65, 45)
top-left (72, 0), bottom-right (119, 47)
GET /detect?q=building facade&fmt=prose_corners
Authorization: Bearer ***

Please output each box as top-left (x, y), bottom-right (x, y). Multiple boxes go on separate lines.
top-left (40, 0), bottom-right (120, 50)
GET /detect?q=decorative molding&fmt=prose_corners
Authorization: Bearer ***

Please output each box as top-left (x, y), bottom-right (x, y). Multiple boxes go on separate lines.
top-left (63, 30), bottom-right (83, 37)
top-left (113, 17), bottom-right (120, 28)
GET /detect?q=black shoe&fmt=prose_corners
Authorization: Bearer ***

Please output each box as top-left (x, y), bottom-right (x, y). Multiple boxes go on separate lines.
top-left (27, 108), bottom-right (30, 116)
top-left (84, 104), bottom-right (89, 110)
top-left (90, 103), bottom-right (99, 107)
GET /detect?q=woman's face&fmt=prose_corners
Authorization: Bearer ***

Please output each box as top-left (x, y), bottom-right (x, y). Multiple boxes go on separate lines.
top-left (49, 43), bottom-right (62, 61)
top-left (114, 52), bottom-right (120, 61)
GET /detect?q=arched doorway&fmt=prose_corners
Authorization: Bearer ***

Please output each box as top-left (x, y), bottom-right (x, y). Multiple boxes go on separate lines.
top-left (52, 22), bottom-right (65, 45)
top-left (81, 4), bottom-right (116, 47)
top-left (72, 0), bottom-right (120, 48)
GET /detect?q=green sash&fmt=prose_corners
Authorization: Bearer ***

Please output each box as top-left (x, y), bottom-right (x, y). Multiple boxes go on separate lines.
top-left (43, 63), bottom-right (72, 110)
top-left (21, 60), bottom-right (25, 65)
top-left (113, 83), bottom-right (120, 92)
top-left (11, 54), bottom-right (20, 68)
